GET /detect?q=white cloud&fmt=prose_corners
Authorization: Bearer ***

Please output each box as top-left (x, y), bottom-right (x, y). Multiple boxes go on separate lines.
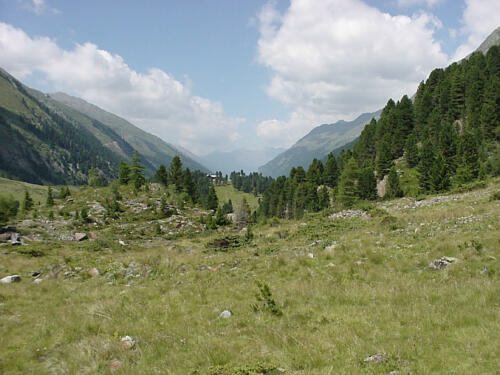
top-left (0, 22), bottom-right (242, 154)
top-left (22, 0), bottom-right (60, 15)
top-left (452, 0), bottom-right (500, 61)
top-left (256, 0), bottom-right (448, 147)
top-left (396, 0), bottom-right (444, 7)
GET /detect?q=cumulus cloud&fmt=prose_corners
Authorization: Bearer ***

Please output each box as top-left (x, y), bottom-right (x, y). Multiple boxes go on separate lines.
top-left (255, 0), bottom-right (448, 147)
top-left (396, 0), bottom-right (444, 7)
top-left (452, 0), bottom-right (500, 61)
top-left (0, 22), bottom-right (242, 154)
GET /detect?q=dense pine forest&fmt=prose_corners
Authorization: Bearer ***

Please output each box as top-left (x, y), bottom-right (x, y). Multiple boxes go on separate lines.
top-left (257, 47), bottom-right (500, 219)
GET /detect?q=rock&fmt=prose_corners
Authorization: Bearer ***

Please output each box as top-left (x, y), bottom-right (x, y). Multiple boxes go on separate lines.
top-left (0, 233), bottom-right (11, 242)
top-left (387, 371), bottom-right (400, 375)
top-left (74, 232), bottom-right (87, 241)
top-left (277, 368), bottom-right (286, 373)
top-left (220, 310), bottom-right (232, 318)
top-left (88, 268), bottom-right (100, 277)
top-left (59, 234), bottom-right (74, 241)
top-left (429, 256), bottom-right (458, 270)
top-left (307, 253), bottom-right (315, 259)
top-left (329, 210), bottom-right (371, 220)
top-left (0, 275), bottom-right (21, 283)
top-left (119, 240), bottom-right (128, 246)
top-left (364, 353), bottom-right (387, 363)
top-left (10, 233), bottom-right (22, 246)
top-left (120, 335), bottom-right (135, 349)
top-left (31, 271), bottom-right (41, 277)
top-left (109, 359), bottom-right (122, 372)
top-left (33, 278), bottom-right (43, 284)
top-left (324, 244), bottom-right (338, 253)
top-left (326, 263), bottom-right (336, 268)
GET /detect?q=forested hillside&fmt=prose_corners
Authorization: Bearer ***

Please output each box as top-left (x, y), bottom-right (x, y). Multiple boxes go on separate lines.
top-left (257, 46), bottom-right (500, 219)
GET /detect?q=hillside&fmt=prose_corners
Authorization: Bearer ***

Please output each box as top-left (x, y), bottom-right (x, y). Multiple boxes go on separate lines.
top-left (258, 110), bottom-right (381, 178)
top-left (0, 176), bottom-right (498, 373)
top-left (0, 68), bottom-right (118, 185)
top-left (49, 93), bottom-right (208, 174)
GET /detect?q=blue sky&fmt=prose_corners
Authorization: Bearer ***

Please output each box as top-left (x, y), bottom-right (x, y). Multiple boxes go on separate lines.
top-left (0, 0), bottom-right (499, 154)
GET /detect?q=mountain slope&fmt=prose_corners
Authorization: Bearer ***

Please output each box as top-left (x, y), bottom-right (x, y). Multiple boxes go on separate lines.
top-left (49, 92), bottom-right (208, 173)
top-left (259, 110), bottom-right (381, 177)
top-left (472, 26), bottom-right (500, 55)
top-left (0, 68), bottom-right (118, 185)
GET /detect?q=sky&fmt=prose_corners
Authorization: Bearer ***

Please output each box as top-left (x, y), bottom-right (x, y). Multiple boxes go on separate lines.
top-left (0, 0), bottom-right (499, 155)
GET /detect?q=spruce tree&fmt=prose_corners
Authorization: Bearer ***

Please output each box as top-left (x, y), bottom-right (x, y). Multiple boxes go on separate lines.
top-left (155, 164), bottom-right (169, 186)
top-left (430, 153), bottom-right (450, 192)
top-left (336, 158), bottom-right (359, 207)
top-left (418, 140), bottom-right (435, 191)
top-left (130, 150), bottom-right (146, 189)
top-left (88, 167), bottom-right (103, 187)
top-left (206, 185), bottom-right (218, 211)
top-left (358, 166), bottom-right (377, 200)
top-left (118, 161), bottom-right (130, 185)
top-left (318, 186), bottom-right (330, 209)
top-left (385, 167), bottom-right (403, 199)
top-left (404, 132), bottom-right (419, 168)
top-left (46, 186), bottom-right (54, 206)
top-left (306, 159), bottom-right (324, 185)
top-left (169, 156), bottom-right (183, 192)
top-left (22, 191), bottom-right (33, 212)
top-left (183, 168), bottom-right (199, 203)
top-left (324, 153), bottom-right (340, 188)
top-left (376, 136), bottom-right (393, 177)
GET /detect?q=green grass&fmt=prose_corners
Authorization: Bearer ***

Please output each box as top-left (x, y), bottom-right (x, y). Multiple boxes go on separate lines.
top-left (0, 177), bottom-right (53, 203)
top-left (215, 184), bottom-right (260, 211)
top-left (0, 179), bottom-right (499, 374)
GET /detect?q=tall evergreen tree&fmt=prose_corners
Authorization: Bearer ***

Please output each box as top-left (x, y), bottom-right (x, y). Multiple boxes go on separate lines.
top-left (22, 190), bottom-right (33, 212)
top-left (183, 168), bottom-right (199, 203)
top-left (405, 132), bottom-right (419, 168)
top-left (155, 164), bottom-right (169, 186)
top-left (385, 167), bottom-right (403, 199)
top-left (336, 158), bottom-right (359, 207)
top-left (169, 155), bottom-right (183, 192)
top-left (307, 159), bottom-right (324, 185)
top-left (118, 160), bottom-right (130, 185)
top-left (376, 136), bottom-right (393, 177)
top-left (323, 153), bottom-right (340, 188)
top-left (88, 167), bottom-right (103, 187)
top-left (206, 185), bottom-right (218, 211)
top-left (430, 153), bottom-right (450, 192)
top-left (46, 185), bottom-right (54, 206)
top-left (318, 186), bottom-right (330, 209)
top-left (130, 150), bottom-right (146, 189)
top-left (358, 166), bottom-right (377, 200)
top-left (418, 140), bottom-right (435, 191)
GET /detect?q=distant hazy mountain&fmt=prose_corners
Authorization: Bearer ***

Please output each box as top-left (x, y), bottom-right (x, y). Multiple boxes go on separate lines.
top-left (49, 92), bottom-right (208, 173)
top-left (200, 147), bottom-right (285, 176)
top-left (258, 110), bottom-right (381, 177)
top-left (472, 26), bottom-right (500, 55)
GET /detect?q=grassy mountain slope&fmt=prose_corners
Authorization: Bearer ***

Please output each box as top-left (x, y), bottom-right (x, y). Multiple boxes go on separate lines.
top-left (0, 68), bottom-right (118, 185)
top-left (259, 110), bottom-right (381, 178)
top-left (0, 177), bottom-right (498, 374)
top-left (49, 92), bottom-right (208, 173)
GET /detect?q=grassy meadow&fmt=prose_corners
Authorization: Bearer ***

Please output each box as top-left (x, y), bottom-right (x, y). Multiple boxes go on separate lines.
top-left (0, 179), bottom-right (499, 374)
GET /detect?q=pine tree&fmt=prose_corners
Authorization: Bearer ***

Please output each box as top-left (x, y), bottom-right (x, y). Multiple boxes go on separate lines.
top-left (183, 168), bottom-right (199, 203)
top-left (376, 136), bottom-right (393, 177)
top-left (458, 130), bottom-right (480, 178)
top-left (46, 186), bottom-right (54, 206)
top-left (169, 156), bottom-right (183, 192)
top-left (88, 167), bottom-right (103, 187)
top-left (118, 161), bottom-right (130, 185)
top-left (358, 166), bottom-right (377, 200)
top-left (155, 164), bottom-right (169, 186)
top-left (318, 186), bottom-right (330, 209)
top-left (404, 132), bottom-right (419, 168)
top-left (130, 150), bottom-right (146, 189)
top-left (206, 185), bottom-right (218, 211)
top-left (22, 191), bottom-right (33, 212)
top-left (430, 153), bottom-right (450, 192)
top-left (336, 158), bottom-right (359, 207)
top-left (438, 122), bottom-right (458, 172)
top-left (324, 153), bottom-right (340, 188)
top-left (307, 159), bottom-right (324, 185)
top-left (235, 198), bottom-right (251, 229)
top-left (385, 167), bottom-right (403, 199)
top-left (418, 140), bottom-right (435, 191)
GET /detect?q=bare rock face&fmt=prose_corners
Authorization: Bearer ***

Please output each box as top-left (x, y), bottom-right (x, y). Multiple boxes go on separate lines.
top-left (0, 275), bottom-right (21, 283)
top-left (377, 174), bottom-right (389, 198)
top-left (74, 232), bottom-right (88, 241)
top-left (10, 233), bottom-right (22, 245)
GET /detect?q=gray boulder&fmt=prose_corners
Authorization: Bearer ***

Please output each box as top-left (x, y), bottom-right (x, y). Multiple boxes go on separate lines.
top-left (1, 275), bottom-right (21, 283)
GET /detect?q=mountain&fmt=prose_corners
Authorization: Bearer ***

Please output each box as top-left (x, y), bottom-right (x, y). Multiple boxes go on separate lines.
top-left (0, 67), bottom-right (119, 185)
top-left (258, 110), bottom-right (381, 177)
top-left (48, 92), bottom-right (208, 173)
top-left (200, 147), bottom-right (285, 175)
top-left (472, 26), bottom-right (500, 55)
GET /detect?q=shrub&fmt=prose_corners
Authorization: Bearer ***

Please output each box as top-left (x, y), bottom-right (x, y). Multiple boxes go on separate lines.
top-left (252, 281), bottom-right (282, 316)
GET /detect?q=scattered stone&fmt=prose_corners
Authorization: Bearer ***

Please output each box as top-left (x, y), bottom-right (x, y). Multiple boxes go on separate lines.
top-left (31, 271), bottom-right (41, 277)
top-left (10, 233), bottom-right (22, 246)
top-left (387, 371), bottom-right (400, 375)
top-left (326, 263), bottom-right (336, 268)
top-left (119, 240), bottom-right (128, 246)
top-left (33, 278), bottom-right (43, 284)
top-left (59, 234), bottom-right (74, 241)
top-left (220, 310), bottom-right (232, 318)
top-left (429, 256), bottom-right (458, 270)
top-left (307, 253), bottom-right (315, 259)
top-left (277, 368), bottom-right (286, 373)
top-left (0, 275), bottom-right (21, 283)
top-left (88, 267), bottom-right (100, 277)
top-left (308, 240), bottom-right (322, 247)
top-left (329, 210), bottom-right (371, 220)
top-left (0, 233), bottom-right (11, 242)
top-left (74, 232), bottom-right (87, 241)
top-left (120, 335), bottom-right (136, 349)
top-left (109, 359), bottom-right (122, 372)
top-left (364, 353), bottom-right (387, 363)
